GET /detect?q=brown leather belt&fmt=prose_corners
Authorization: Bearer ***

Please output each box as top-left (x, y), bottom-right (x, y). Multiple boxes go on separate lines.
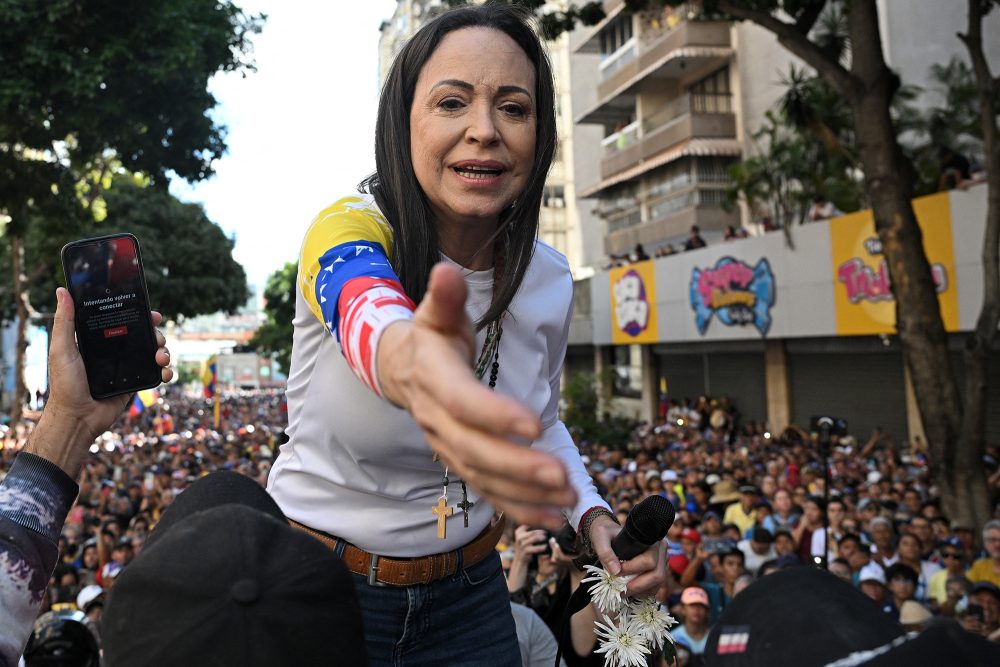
top-left (289, 516), bottom-right (505, 587)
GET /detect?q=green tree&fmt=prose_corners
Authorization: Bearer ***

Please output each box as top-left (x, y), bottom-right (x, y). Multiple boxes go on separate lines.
top-left (561, 369), bottom-right (634, 449)
top-left (96, 181), bottom-right (249, 321)
top-left (0, 0), bottom-right (264, 423)
top-left (250, 261), bottom-right (297, 376)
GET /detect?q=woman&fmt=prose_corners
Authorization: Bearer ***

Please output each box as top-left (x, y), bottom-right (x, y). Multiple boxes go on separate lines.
top-left (266, 5), bottom-right (665, 664)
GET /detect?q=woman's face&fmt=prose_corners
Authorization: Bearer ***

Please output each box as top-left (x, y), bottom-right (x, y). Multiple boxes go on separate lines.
top-left (410, 27), bottom-right (536, 253)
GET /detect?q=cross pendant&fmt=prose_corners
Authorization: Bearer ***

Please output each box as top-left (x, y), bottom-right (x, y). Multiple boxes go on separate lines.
top-left (432, 495), bottom-right (453, 539)
top-left (457, 497), bottom-right (474, 527)
top-left (457, 482), bottom-right (473, 527)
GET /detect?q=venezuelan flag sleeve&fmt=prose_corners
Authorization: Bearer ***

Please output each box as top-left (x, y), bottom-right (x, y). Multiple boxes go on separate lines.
top-left (298, 196), bottom-right (416, 396)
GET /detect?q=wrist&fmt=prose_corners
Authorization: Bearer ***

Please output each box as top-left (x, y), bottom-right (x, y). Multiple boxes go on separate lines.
top-left (376, 320), bottom-right (414, 408)
top-left (26, 407), bottom-right (98, 478)
top-left (578, 506), bottom-right (618, 556)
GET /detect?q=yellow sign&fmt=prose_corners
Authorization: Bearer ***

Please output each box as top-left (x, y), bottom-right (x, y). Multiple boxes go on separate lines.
top-left (609, 260), bottom-right (659, 344)
top-left (831, 192), bottom-right (959, 335)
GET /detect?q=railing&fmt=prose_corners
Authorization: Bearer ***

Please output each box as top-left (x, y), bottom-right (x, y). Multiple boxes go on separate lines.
top-left (595, 195), bottom-right (641, 218)
top-left (647, 168), bottom-right (693, 200)
top-left (602, 120), bottom-right (640, 157)
top-left (649, 190), bottom-right (698, 221)
top-left (642, 95), bottom-right (693, 135)
top-left (642, 93), bottom-right (733, 137)
top-left (607, 208), bottom-right (643, 233)
top-left (647, 188), bottom-right (729, 222)
top-left (599, 38), bottom-right (637, 81)
top-left (691, 92), bottom-right (733, 114)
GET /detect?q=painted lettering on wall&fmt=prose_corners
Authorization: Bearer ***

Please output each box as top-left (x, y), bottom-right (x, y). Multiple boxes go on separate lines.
top-left (837, 237), bottom-right (948, 304)
top-left (613, 269), bottom-right (650, 337)
top-left (689, 257), bottom-right (775, 336)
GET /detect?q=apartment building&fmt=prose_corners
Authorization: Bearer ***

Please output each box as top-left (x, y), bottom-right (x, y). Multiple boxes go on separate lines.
top-left (572, 1), bottom-right (741, 259)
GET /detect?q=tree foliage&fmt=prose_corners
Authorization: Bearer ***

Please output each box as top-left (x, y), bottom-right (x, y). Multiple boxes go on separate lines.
top-left (97, 181), bottom-right (249, 320)
top-left (0, 0), bottom-right (264, 203)
top-left (249, 261), bottom-right (297, 376)
top-left (562, 369), bottom-right (633, 449)
top-left (444, 0), bottom-right (605, 40)
top-left (0, 0), bottom-right (263, 421)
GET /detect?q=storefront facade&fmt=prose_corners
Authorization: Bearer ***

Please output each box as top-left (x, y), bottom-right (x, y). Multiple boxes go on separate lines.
top-left (572, 187), bottom-right (1000, 442)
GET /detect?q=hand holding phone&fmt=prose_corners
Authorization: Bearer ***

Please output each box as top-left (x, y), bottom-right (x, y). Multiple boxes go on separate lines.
top-left (33, 239), bottom-right (172, 459)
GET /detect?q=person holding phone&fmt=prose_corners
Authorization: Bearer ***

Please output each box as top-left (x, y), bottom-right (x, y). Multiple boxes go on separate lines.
top-left (0, 287), bottom-right (171, 665)
top-left (265, 5), bottom-right (666, 663)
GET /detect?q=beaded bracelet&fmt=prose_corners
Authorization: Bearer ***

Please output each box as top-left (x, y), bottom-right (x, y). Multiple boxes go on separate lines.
top-left (578, 506), bottom-right (620, 556)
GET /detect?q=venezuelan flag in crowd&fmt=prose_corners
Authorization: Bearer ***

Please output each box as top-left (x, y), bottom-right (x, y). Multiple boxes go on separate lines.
top-left (202, 354), bottom-right (221, 428)
top-left (129, 389), bottom-right (158, 417)
top-left (202, 355), bottom-right (217, 399)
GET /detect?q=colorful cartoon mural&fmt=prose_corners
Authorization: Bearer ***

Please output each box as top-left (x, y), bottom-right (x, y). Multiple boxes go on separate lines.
top-left (609, 260), bottom-right (659, 344)
top-left (689, 257), bottom-right (775, 336)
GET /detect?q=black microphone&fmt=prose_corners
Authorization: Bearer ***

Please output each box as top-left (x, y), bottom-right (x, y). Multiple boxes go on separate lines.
top-left (610, 495), bottom-right (676, 560)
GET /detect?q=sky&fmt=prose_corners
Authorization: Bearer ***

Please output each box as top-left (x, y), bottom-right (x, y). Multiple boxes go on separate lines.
top-left (170, 0), bottom-right (400, 293)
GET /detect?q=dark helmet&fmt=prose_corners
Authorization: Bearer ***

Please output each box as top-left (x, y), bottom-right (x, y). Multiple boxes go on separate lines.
top-left (23, 608), bottom-right (100, 667)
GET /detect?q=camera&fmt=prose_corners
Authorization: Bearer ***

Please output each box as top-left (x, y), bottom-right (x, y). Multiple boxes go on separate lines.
top-left (540, 523), bottom-right (579, 557)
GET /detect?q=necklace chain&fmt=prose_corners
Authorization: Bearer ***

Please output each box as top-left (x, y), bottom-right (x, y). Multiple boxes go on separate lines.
top-left (436, 247), bottom-right (504, 537)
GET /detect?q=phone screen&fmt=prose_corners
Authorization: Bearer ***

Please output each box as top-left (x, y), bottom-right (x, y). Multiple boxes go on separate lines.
top-left (61, 234), bottom-right (161, 399)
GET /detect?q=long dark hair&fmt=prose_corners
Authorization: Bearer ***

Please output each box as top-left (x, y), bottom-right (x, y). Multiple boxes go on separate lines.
top-left (360, 3), bottom-right (557, 329)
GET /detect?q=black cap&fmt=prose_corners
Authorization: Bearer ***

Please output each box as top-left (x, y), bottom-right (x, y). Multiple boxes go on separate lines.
top-left (751, 526), bottom-right (773, 544)
top-left (971, 581), bottom-right (1000, 601)
top-left (102, 472), bottom-right (367, 666)
top-left (704, 567), bottom-right (903, 666)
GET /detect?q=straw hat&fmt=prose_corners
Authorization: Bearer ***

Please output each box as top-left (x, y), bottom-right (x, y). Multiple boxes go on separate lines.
top-left (710, 480), bottom-right (741, 504)
top-left (899, 600), bottom-right (933, 626)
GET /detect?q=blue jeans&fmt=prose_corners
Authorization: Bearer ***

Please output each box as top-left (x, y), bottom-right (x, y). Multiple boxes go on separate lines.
top-left (340, 547), bottom-right (520, 666)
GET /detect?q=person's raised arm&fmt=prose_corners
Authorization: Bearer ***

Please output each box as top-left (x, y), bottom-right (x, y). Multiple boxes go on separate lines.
top-left (0, 287), bottom-right (171, 666)
top-left (377, 263), bottom-right (575, 530)
top-left (507, 525), bottom-right (548, 595)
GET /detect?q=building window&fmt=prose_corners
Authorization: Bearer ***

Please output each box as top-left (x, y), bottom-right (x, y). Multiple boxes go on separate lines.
top-left (542, 186), bottom-right (565, 208)
top-left (689, 67), bottom-right (732, 113)
top-left (600, 14), bottom-right (634, 58)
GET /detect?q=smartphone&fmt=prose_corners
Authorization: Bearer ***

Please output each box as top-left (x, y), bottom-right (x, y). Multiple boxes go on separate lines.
top-left (61, 233), bottom-right (160, 399)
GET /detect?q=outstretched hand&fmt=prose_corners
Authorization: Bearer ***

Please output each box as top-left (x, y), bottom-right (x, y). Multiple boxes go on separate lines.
top-left (379, 263), bottom-right (576, 530)
top-left (26, 287), bottom-right (173, 477)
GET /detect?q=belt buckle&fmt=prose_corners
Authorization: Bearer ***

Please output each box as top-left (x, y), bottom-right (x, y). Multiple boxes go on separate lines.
top-left (367, 552), bottom-right (386, 587)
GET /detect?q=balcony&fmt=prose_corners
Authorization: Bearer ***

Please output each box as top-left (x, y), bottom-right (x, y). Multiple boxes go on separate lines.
top-left (594, 93), bottom-right (736, 184)
top-left (603, 188), bottom-right (739, 257)
top-left (577, 19), bottom-right (732, 126)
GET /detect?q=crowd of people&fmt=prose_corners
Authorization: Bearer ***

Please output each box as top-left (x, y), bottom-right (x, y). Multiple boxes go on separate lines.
top-left (493, 396), bottom-right (1000, 664)
top-left (5, 379), bottom-right (1000, 665)
top-left (1, 388), bottom-right (284, 625)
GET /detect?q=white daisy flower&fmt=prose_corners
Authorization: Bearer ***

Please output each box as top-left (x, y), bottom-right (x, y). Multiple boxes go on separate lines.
top-left (581, 564), bottom-right (633, 614)
top-left (627, 597), bottom-right (677, 652)
top-left (594, 614), bottom-right (651, 667)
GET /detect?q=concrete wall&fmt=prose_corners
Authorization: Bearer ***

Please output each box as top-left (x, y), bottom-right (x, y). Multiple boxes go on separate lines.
top-left (569, 25), bottom-right (611, 271)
